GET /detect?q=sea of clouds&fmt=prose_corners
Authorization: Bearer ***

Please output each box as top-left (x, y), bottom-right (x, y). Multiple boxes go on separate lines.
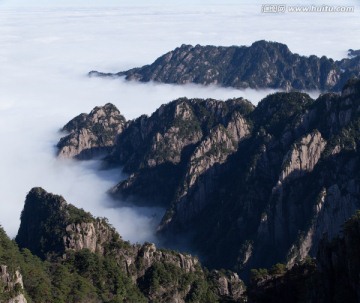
top-left (0, 0), bottom-right (359, 242)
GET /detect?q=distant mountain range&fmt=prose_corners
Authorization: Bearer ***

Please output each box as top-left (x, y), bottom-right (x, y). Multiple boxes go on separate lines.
top-left (89, 41), bottom-right (360, 92)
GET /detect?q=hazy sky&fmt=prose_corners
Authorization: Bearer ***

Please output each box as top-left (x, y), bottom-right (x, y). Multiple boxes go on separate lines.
top-left (0, 0), bottom-right (359, 242)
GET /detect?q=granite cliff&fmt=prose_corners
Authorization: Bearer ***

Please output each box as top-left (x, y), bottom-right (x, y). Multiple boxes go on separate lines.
top-left (57, 78), bottom-right (360, 281)
top-left (107, 97), bottom-right (253, 207)
top-left (89, 41), bottom-right (360, 92)
top-left (57, 103), bottom-right (126, 159)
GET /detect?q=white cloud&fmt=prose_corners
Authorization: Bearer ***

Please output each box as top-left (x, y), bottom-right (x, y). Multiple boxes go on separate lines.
top-left (0, 1), bottom-right (359, 242)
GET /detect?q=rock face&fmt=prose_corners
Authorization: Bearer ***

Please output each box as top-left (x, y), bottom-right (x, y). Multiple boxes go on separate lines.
top-left (108, 97), bottom-right (254, 207)
top-left (58, 78), bottom-right (360, 281)
top-left (15, 187), bottom-right (246, 303)
top-left (57, 103), bottom-right (126, 159)
top-left (247, 211), bottom-right (360, 303)
top-left (89, 40), bottom-right (360, 92)
top-left (64, 221), bottom-right (115, 254)
top-left (152, 79), bottom-right (360, 275)
top-left (0, 265), bottom-right (27, 303)
top-left (102, 79), bottom-right (360, 277)
top-left (277, 131), bottom-right (327, 184)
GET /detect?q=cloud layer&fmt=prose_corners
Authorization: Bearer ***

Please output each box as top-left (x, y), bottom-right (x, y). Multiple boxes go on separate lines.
top-left (0, 1), bottom-right (359, 242)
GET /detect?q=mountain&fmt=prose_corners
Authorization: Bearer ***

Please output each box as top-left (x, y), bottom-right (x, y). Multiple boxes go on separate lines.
top-left (3, 189), bottom-right (360, 302)
top-left (57, 103), bottom-right (126, 159)
top-left (108, 97), bottom-right (253, 206)
top-left (89, 41), bottom-right (360, 92)
top-left (57, 78), bottom-right (360, 280)
top-left (14, 187), bottom-right (245, 303)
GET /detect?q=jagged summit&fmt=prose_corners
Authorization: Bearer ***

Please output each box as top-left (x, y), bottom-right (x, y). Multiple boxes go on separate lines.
top-left (57, 103), bottom-right (126, 159)
top-left (89, 41), bottom-right (360, 92)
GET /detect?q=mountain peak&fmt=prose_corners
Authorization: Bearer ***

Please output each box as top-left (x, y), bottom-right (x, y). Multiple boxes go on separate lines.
top-left (16, 187), bottom-right (69, 259)
top-left (57, 103), bottom-right (126, 159)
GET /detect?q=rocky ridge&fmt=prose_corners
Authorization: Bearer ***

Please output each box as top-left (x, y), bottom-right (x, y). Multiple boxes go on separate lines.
top-left (57, 78), bottom-right (360, 280)
top-left (106, 97), bottom-right (254, 207)
top-left (15, 187), bottom-right (245, 303)
top-left (89, 40), bottom-right (360, 92)
top-left (57, 103), bottom-right (126, 159)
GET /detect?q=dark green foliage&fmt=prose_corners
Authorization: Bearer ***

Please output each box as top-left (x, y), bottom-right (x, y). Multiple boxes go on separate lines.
top-left (0, 225), bottom-right (147, 303)
top-left (139, 262), bottom-right (218, 303)
top-left (248, 260), bottom-right (321, 303)
top-left (66, 204), bottom-right (94, 224)
top-left (0, 226), bottom-right (25, 301)
top-left (20, 249), bottom-right (53, 302)
top-left (252, 92), bottom-right (314, 137)
top-left (250, 268), bottom-right (269, 283)
top-left (64, 250), bottom-right (146, 303)
top-left (269, 263), bottom-right (286, 276)
top-left (11, 187), bottom-right (244, 302)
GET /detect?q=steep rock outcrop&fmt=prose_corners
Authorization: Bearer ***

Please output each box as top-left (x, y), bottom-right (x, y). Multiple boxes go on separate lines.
top-left (277, 131), bottom-right (326, 185)
top-left (89, 40), bottom-right (360, 92)
top-left (64, 220), bottom-right (117, 255)
top-left (108, 97), bottom-right (253, 206)
top-left (57, 103), bottom-right (126, 159)
top-left (15, 187), bottom-right (246, 303)
top-left (162, 111), bottom-right (251, 228)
